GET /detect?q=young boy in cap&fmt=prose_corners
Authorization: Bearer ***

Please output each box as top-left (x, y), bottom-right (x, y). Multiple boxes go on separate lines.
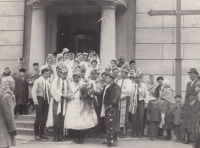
top-left (14, 68), bottom-right (28, 115)
top-left (172, 95), bottom-right (184, 142)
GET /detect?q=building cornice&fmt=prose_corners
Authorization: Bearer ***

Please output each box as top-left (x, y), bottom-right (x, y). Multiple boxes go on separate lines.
top-left (96, 0), bottom-right (127, 10)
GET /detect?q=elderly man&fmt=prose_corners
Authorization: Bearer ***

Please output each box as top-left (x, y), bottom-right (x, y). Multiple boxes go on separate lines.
top-left (183, 68), bottom-right (200, 144)
top-left (51, 66), bottom-right (72, 142)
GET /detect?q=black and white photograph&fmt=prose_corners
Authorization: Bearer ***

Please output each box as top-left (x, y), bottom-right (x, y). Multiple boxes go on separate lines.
top-left (0, 0), bottom-right (200, 148)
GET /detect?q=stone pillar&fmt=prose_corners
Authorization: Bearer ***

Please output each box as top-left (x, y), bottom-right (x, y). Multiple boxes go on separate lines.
top-left (100, 2), bottom-right (116, 67)
top-left (28, 2), bottom-right (50, 71)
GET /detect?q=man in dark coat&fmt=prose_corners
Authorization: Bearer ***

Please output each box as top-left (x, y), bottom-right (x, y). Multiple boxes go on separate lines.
top-left (183, 68), bottom-right (200, 144)
top-left (154, 76), bottom-right (164, 137)
top-left (14, 68), bottom-right (28, 115)
top-left (101, 74), bottom-right (121, 147)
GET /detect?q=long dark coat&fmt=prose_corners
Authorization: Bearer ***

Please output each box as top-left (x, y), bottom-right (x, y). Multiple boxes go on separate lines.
top-left (146, 100), bottom-right (161, 122)
top-left (103, 83), bottom-right (121, 132)
top-left (188, 100), bottom-right (200, 133)
top-left (14, 76), bottom-right (28, 105)
top-left (183, 79), bottom-right (200, 128)
top-left (0, 93), bottom-right (16, 147)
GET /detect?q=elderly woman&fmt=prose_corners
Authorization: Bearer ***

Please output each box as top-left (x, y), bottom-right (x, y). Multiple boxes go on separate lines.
top-left (157, 79), bottom-right (174, 140)
top-left (0, 76), bottom-right (17, 148)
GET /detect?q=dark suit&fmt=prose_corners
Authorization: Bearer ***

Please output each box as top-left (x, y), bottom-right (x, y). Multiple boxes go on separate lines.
top-left (184, 78), bottom-right (200, 142)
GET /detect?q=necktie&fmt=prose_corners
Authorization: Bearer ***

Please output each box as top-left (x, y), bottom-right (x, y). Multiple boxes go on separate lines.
top-left (44, 80), bottom-right (46, 100)
top-left (61, 81), bottom-right (65, 113)
top-left (137, 84), bottom-right (139, 103)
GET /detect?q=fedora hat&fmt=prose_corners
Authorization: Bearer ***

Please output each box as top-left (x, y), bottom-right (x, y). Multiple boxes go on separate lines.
top-left (188, 68), bottom-right (199, 75)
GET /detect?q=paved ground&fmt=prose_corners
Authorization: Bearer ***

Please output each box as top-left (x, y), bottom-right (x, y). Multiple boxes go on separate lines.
top-left (14, 135), bottom-right (193, 148)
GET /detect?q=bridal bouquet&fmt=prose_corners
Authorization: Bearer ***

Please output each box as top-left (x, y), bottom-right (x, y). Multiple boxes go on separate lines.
top-left (79, 83), bottom-right (95, 114)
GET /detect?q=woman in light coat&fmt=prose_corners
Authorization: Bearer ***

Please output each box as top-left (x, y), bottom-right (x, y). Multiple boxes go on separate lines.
top-left (0, 76), bottom-right (17, 148)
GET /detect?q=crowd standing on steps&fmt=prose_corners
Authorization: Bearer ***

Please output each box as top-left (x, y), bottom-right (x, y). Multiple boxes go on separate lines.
top-left (0, 48), bottom-right (200, 148)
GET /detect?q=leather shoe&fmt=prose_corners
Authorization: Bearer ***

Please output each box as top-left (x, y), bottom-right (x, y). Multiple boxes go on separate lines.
top-left (102, 140), bottom-right (107, 144)
top-left (178, 139), bottom-right (185, 143)
top-left (112, 141), bottom-right (118, 147)
top-left (131, 133), bottom-right (137, 138)
top-left (40, 135), bottom-right (49, 139)
top-left (35, 135), bottom-right (42, 140)
top-left (58, 136), bottom-right (65, 142)
top-left (53, 137), bottom-right (59, 142)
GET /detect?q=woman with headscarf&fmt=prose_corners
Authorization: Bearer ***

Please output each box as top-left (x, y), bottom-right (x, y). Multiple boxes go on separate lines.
top-left (157, 79), bottom-right (174, 140)
top-left (0, 76), bottom-right (17, 148)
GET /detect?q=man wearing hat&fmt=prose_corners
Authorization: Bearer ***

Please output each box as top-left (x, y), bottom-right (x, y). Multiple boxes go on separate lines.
top-left (183, 68), bottom-right (200, 144)
top-left (14, 68), bottom-right (28, 115)
top-left (27, 63), bottom-right (40, 111)
top-left (100, 73), bottom-right (121, 146)
top-left (50, 66), bottom-right (72, 142)
top-left (117, 69), bottom-right (132, 138)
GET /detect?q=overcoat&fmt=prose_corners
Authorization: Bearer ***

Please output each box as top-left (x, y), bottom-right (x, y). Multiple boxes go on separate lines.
top-left (0, 93), bottom-right (16, 147)
top-left (183, 79), bottom-right (200, 128)
top-left (14, 76), bottom-right (29, 105)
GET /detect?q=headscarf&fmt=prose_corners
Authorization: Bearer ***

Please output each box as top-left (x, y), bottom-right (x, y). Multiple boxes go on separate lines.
top-left (162, 79), bottom-right (171, 89)
top-left (0, 76), bottom-right (16, 105)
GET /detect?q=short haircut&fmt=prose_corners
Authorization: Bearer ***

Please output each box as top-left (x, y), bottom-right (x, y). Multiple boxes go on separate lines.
top-left (101, 72), bottom-right (109, 77)
top-left (175, 95), bottom-right (182, 99)
top-left (91, 60), bottom-right (97, 64)
top-left (53, 52), bottom-right (57, 55)
top-left (112, 68), bottom-right (119, 72)
top-left (110, 60), bottom-right (117, 65)
top-left (41, 68), bottom-right (49, 74)
top-left (129, 60), bottom-right (135, 65)
top-left (156, 76), bottom-right (164, 82)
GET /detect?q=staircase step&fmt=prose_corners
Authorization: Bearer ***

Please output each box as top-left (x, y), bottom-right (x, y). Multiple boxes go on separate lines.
top-left (17, 128), bottom-right (53, 136)
top-left (15, 115), bottom-right (35, 122)
top-left (16, 121), bottom-right (34, 129)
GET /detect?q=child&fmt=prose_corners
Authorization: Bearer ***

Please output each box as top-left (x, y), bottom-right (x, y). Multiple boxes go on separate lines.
top-left (146, 92), bottom-right (161, 141)
top-left (172, 95), bottom-right (184, 142)
top-left (190, 82), bottom-right (200, 148)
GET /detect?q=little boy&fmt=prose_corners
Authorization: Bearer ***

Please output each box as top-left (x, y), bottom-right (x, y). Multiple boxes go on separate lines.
top-left (146, 92), bottom-right (161, 141)
top-left (172, 95), bottom-right (184, 142)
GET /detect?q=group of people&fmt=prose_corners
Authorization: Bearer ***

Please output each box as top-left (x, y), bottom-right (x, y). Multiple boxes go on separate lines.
top-left (0, 48), bottom-right (200, 148)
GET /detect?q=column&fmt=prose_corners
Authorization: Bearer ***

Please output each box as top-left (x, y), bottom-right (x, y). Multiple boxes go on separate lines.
top-left (28, 2), bottom-right (49, 71)
top-left (100, 2), bottom-right (116, 67)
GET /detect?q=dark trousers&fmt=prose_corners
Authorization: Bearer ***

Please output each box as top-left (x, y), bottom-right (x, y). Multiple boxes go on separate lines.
top-left (175, 125), bottom-right (181, 140)
top-left (131, 100), bottom-right (145, 134)
top-left (185, 128), bottom-right (192, 142)
top-left (15, 104), bottom-right (26, 115)
top-left (34, 96), bottom-right (49, 136)
top-left (149, 121), bottom-right (159, 137)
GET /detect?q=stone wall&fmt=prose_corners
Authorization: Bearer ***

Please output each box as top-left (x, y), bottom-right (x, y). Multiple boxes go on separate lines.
top-left (0, 0), bottom-right (25, 73)
top-left (135, 0), bottom-right (200, 98)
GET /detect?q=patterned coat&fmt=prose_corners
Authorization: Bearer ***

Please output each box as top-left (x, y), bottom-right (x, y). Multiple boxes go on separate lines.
top-left (0, 93), bottom-right (16, 147)
top-left (103, 83), bottom-right (121, 132)
top-left (183, 79), bottom-right (200, 128)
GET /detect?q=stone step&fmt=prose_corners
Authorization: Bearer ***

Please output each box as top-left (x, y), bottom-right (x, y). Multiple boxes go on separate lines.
top-left (15, 115), bottom-right (35, 122)
top-left (17, 128), bottom-right (53, 136)
top-left (16, 121), bottom-right (34, 129)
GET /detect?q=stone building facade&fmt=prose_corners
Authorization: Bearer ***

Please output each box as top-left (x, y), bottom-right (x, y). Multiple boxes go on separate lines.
top-left (1, 0), bottom-right (200, 96)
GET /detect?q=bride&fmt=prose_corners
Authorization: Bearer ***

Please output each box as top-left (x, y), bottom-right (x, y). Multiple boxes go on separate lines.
top-left (64, 72), bottom-right (98, 144)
